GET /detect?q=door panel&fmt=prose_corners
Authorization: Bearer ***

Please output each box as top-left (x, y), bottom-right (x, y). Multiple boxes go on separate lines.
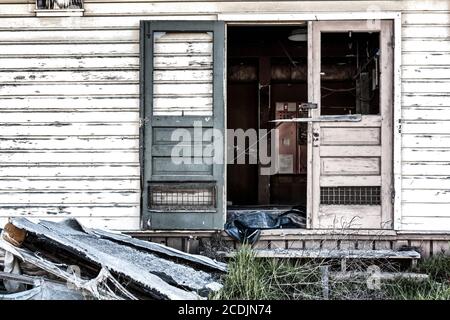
top-left (141, 21), bottom-right (225, 229)
top-left (309, 20), bottom-right (393, 229)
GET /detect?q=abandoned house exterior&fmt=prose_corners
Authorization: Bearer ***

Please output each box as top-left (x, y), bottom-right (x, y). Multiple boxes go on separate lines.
top-left (0, 0), bottom-right (449, 256)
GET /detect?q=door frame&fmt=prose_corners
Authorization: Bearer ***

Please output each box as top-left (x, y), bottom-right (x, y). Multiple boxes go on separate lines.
top-left (222, 12), bottom-right (402, 230)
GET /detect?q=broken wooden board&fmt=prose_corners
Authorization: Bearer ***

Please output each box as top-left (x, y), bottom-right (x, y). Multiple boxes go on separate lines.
top-left (224, 248), bottom-right (420, 260)
top-left (3, 218), bottom-right (225, 300)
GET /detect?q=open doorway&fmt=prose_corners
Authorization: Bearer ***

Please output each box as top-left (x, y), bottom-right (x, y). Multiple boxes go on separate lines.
top-left (226, 25), bottom-right (309, 215)
top-left (226, 23), bottom-right (389, 230)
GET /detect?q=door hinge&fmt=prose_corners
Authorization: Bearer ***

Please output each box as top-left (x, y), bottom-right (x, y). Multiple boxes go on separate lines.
top-left (391, 188), bottom-right (395, 204)
top-left (390, 35), bottom-right (395, 49)
top-left (139, 117), bottom-right (149, 127)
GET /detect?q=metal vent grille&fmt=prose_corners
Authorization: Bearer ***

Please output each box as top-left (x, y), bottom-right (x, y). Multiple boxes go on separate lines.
top-left (320, 186), bottom-right (381, 205)
top-left (148, 182), bottom-right (216, 211)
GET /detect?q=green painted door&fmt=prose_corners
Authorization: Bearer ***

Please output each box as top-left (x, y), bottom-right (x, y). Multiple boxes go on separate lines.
top-left (141, 21), bottom-right (225, 229)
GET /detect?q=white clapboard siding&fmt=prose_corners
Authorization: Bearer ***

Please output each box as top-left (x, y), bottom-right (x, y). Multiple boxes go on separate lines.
top-left (0, 0), bottom-right (449, 231)
top-left (0, 84), bottom-right (139, 96)
top-left (403, 134), bottom-right (450, 148)
top-left (0, 123), bottom-right (138, 136)
top-left (0, 178), bottom-right (140, 191)
top-left (0, 97), bottom-right (140, 110)
top-left (0, 136), bottom-right (139, 150)
top-left (0, 44), bottom-right (139, 56)
top-left (0, 206), bottom-right (140, 217)
top-left (402, 176), bottom-right (450, 189)
top-left (0, 70), bottom-right (139, 82)
top-left (0, 57), bottom-right (139, 70)
top-left (0, 216), bottom-right (141, 230)
top-left (0, 151), bottom-right (138, 163)
top-left (0, 30), bottom-right (139, 42)
top-left (0, 165), bottom-right (140, 177)
top-left (0, 111), bottom-right (138, 123)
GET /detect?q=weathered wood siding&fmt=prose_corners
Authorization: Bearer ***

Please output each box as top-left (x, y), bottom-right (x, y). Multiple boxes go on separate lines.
top-left (0, 0), bottom-right (449, 231)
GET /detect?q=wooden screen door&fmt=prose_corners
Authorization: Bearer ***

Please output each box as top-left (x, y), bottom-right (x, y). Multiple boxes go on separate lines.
top-left (307, 20), bottom-right (394, 229)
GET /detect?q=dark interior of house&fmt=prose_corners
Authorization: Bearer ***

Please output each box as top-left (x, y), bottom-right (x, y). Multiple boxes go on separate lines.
top-left (226, 25), bottom-right (380, 210)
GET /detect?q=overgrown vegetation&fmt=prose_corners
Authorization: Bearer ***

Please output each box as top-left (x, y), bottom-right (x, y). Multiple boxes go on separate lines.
top-left (212, 245), bottom-right (450, 300)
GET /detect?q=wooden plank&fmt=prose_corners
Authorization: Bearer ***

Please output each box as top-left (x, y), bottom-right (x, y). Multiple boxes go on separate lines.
top-left (0, 151), bottom-right (138, 164)
top-left (0, 84), bottom-right (139, 96)
top-left (153, 56), bottom-right (212, 69)
top-left (253, 240), bottom-right (269, 250)
top-left (403, 81), bottom-right (450, 93)
top-left (0, 70), bottom-right (139, 83)
top-left (402, 40), bottom-right (450, 53)
top-left (152, 157), bottom-right (213, 175)
top-left (0, 177), bottom-right (140, 191)
top-left (374, 240), bottom-right (392, 250)
top-left (403, 53), bottom-right (450, 66)
top-left (154, 70), bottom-right (212, 82)
top-left (0, 136), bottom-right (139, 150)
top-left (403, 134), bottom-right (450, 149)
top-left (402, 121), bottom-right (450, 134)
top-left (0, 30), bottom-right (138, 42)
top-left (0, 191), bottom-right (139, 204)
top-left (237, 249), bottom-right (421, 259)
top-left (319, 205), bottom-right (382, 229)
top-left (321, 240), bottom-right (338, 250)
top-left (0, 165), bottom-right (139, 177)
top-left (403, 12), bottom-right (450, 25)
top-left (402, 26), bottom-right (450, 39)
top-left (83, 1), bottom-right (450, 16)
top-left (0, 57), bottom-right (139, 70)
top-left (153, 96), bottom-right (212, 112)
top-left (402, 176), bottom-right (450, 189)
top-left (321, 157), bottom-right (380, 175)
top-left (432, 240), bottom-right (450, 255)
top-left (0, 43), bottom-right (139, 56)
top-left (0, 16), bottom-right (215, 29)
top-left (0, 97), bottom-right (139, 110)
top-left (150, 237), bottom-right (167, 246)
top-left (403, 203), bottom-right (450, 217)
top-left (357, 240), bottom-right (374, 250)
top-left (320, 175), bottom-right (381, 187)
top-left (166, 238), bottom-right (184, 251)
top-left (402, 66), bottom-right (450, 79)
top-left (402, 108), bottom-right (450, 121)
top-left (340, 240), bottom-right (356, 250)
top-left (0, 216), bottom-right (140, 231)
top-left (403, 148), bottom-right (450, 161)
top-left (0, 111), bottom-right (137, 123)
top-left (269, 240), bottom-right (286, 250)
top-left (402, 94), bottom-right (450, 107)
top-left (403, 217), bottom-right (450, 232)
top-left (320, 146), bottom-right (381, 157)
top-left (303, 240), bottom-right (322, 250)
top-left (0, 206), bottom-right (139, 217)
top-left (153, 83), bottom-right (212, 95)
top-left (320, 127), bottom-right (380, 145)
top-left (319, 116), bottom-right (381, 127)
top-left (154, 42), bottom-right (212, 55)
top-left (403, 189), bottom-right (450, 203)
top-left (0, 123), bottom-right (138, 136)
top-left (402, 162), bottom-right (450, 175)
top-left (287, 240), bottom-right (304, 249)
top-left (410, 240), bottom-right (432, 257)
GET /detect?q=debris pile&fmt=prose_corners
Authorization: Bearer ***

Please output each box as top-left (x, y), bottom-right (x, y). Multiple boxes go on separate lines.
top-left (0, 218), bottom-right (226, 300)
